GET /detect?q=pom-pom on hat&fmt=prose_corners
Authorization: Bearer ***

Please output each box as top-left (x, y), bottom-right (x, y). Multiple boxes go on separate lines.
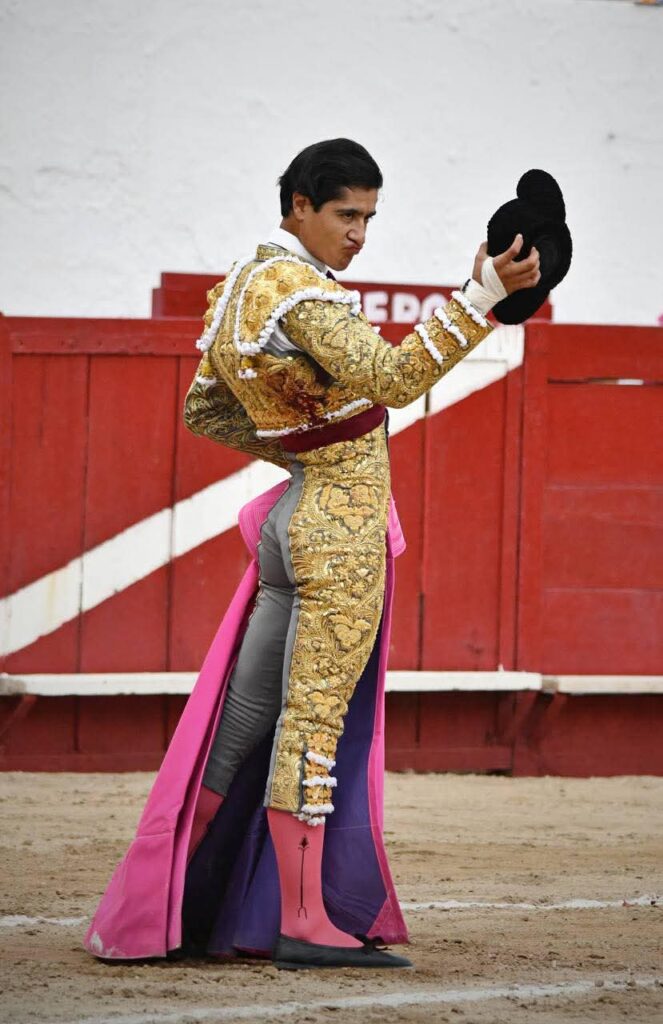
top-left (487, 169), bottom-right (572, 324)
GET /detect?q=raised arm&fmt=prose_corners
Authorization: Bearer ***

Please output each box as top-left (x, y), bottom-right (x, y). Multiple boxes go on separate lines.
top-left (281, 291), bottom-right (491, 409)
top-left (281, 235), bottom-right (541, 409)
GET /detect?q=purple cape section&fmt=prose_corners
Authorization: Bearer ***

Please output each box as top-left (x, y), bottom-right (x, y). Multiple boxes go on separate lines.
top-left (83, 482), bottom-right (408, 961)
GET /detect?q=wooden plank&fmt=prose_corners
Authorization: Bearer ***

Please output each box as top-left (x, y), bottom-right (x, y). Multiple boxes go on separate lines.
top-left (421, 376), bottom-right (508, 670)
top-left (170, 355), bottom-right (253, 669)
top-left (389, 419), bottom-right (425, 669)
top-left (79, 354), bottom-right (178, 670)
top-left (542, 324), bottom-right (663, 382)
top-left (0, 695), bottom-right (76, 757)
top-left (513, 695), bottom-right (663, 777)
top-left (0, 749), bottom-right (164, 772)
top-left (386, 746), bottom-right (513, 773)
top-left (6, 354), bottom-right (89, 592)
top-left (543, 486), bottom-right (663, 590)
top-left (541, 589), bottom-right (663, 675)
top-left (82, 354), bottom-right (178, 549)
top-left (516, 327), bottom-right (549, 671)
top-left (80, 572), bottom-right (173, 671)
top-left (417, 692), bottom-right (505, 751)
top-left (498, 365), bottom-right (524, 669)
top-left (76, 695), bottom-right (166, 755)
top-left (3, 350), bottom-right (88, 672)
top-left (169, 531), bottom-right (250, 670)
top-left (3, 620), bottom-right (81, 675)
top-left (7, 317), bottom-right (199, 356)
top-left (385, 692), bottom-right (419, 753)
top-left (546, 382), bottom-right (663, 485)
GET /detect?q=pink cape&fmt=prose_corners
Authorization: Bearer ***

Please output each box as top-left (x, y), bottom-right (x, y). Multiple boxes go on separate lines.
top-left (84, 481), bottom-right (408, 960)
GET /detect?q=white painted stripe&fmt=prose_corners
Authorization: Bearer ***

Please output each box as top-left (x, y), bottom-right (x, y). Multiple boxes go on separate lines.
top-left (0, 461), bottom-right (286, 658)
top-left (546, 675), bottom-right (663, 696)
top-left (402, 895), bottom-right (659, 912)
top-left (2, 894), bottom-right (658, 931)
top-left (0, 915), bottom-right (88, 928)
top-left (81, 509), bottom-right (173, 613)
top-left (4, 671), bottom-right (662, 698)
top-left (32, 977), bottom-right (662, 1024)
top-left (1, 557), bottom-right (83, 663)
top-left (171, 460), bottom-right (285, 559)
top-left (0, 332), bottom-right (525, 658)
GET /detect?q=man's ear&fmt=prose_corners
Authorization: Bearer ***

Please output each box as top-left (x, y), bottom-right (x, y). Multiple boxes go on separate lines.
top-left (292, 192), bottom-right (312, 222)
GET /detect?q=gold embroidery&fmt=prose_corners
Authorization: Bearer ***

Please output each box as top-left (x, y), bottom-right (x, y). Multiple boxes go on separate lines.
top-left (282, 299), bottom-right (491, 409)
top-left (266, 424), bottom-right (391, 813)
top-left (183, 359), bottom-right (289, 468)
top-left (189, 245), bottom-right (493, 442)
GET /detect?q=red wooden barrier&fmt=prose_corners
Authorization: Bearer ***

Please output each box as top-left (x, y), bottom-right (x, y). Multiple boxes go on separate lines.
top-left (518, 323), bottom-right (663, 674)
top-left (1, 313), bottom-right (661, 774)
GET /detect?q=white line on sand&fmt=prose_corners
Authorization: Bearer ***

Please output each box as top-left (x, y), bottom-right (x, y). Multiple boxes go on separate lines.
top-left (1, 894), bottom-right (658, 930)
top-left (41, 976), bottom-right (662, 1024)
top-left (0, 914), bottom-right (88, 928)
top-left (401, 894), bottom-right (659, 912)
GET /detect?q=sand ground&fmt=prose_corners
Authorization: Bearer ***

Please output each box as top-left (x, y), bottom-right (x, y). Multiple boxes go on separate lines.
top-left (0, 771), bottom-right (662, 1024)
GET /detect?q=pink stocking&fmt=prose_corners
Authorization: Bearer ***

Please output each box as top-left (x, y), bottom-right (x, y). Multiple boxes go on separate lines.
top-left (186, 784), bottom-right (224, 865)
top-left (267, 807), bottom-right (361, 948)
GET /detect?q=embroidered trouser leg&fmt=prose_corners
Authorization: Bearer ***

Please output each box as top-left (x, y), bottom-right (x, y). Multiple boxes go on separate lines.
top-left (265, 426), bottom-right (390, 821)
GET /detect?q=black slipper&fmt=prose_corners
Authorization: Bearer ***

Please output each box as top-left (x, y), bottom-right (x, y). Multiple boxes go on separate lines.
top-left (273, 933), bottom-right (412, 970)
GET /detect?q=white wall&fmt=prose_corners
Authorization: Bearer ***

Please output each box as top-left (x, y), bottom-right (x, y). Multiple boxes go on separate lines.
top-left (1, 0), bottom-right (662, 325)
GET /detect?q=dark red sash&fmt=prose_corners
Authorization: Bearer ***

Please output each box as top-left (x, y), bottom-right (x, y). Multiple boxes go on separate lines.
top-left (282, 404), bottom-right (386, 453)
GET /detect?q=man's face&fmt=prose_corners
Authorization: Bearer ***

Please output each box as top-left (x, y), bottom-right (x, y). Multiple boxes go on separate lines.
top-left (292, 186), bottom-right (378, 272)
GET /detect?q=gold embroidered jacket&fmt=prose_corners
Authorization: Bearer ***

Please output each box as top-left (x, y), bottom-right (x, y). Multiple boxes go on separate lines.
top-left (183, 243), bottom-right (492, 456)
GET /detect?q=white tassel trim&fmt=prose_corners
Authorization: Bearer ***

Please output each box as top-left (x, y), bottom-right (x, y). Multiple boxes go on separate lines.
top-left (256, 423), bottom-right (308, 438)
top-left (305, 751), bottom-right (336, 770)
top-left (237, 368), bottom-right (257, 380)
top-left (195, 255), bottom-right (254, 353)
top-left (324, 397), bottom-right (371, 420)
top-left (195, 374), bottom-right (219, 388)
top-left (434, 307), bottom-right (469, 349)
top-left (233, 254), bottom-right (305, 351)
top-left (414, 322), bottom-right (445, 367)
top-left (452, 289), bottom-right (489, 328)
top-left (300, 802), bottom-right (335, 816)
top-left (297, 814), bottom-right (326, 826)
top-left (303, 775), bottom-right (337, 788)
top-left (237, 286), bottom-right (361, 357)
top-left (255, 398), bottom-right (372, 438)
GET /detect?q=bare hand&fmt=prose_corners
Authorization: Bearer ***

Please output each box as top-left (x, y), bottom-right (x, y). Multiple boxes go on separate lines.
top-left (472, 235), bottom-right (541, 295)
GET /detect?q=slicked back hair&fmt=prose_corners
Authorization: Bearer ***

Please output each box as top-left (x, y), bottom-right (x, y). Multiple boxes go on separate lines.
top-left (278, 138), bottom-right (383, 217)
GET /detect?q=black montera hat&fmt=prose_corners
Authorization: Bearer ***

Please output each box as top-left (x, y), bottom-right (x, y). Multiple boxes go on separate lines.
top-left (487, 169), bottom-right (572, 324)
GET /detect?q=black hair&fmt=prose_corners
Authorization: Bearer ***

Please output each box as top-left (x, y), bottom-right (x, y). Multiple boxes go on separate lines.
top-left (278, 138), bottom-right (383, 217)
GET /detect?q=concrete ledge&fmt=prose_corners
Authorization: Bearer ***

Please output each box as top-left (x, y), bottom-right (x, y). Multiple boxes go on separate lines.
top-left (2, 671), bottom-right (663, 697)
top-left (543, 675), bottom-right (663, 696)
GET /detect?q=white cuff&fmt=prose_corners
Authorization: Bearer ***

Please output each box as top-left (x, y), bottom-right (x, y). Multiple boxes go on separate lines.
top-left (463, 256), bottom-right (507, 315)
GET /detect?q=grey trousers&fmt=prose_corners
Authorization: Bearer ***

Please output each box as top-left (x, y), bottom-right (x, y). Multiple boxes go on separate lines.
top-left (202, 464), bottom-right (304, 797)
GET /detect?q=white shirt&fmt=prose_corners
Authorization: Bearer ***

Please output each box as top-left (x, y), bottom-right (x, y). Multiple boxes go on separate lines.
top-left (261, 226), bottom-right (329, 355)
top-left (267, 225), bottom-right (328, 274)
